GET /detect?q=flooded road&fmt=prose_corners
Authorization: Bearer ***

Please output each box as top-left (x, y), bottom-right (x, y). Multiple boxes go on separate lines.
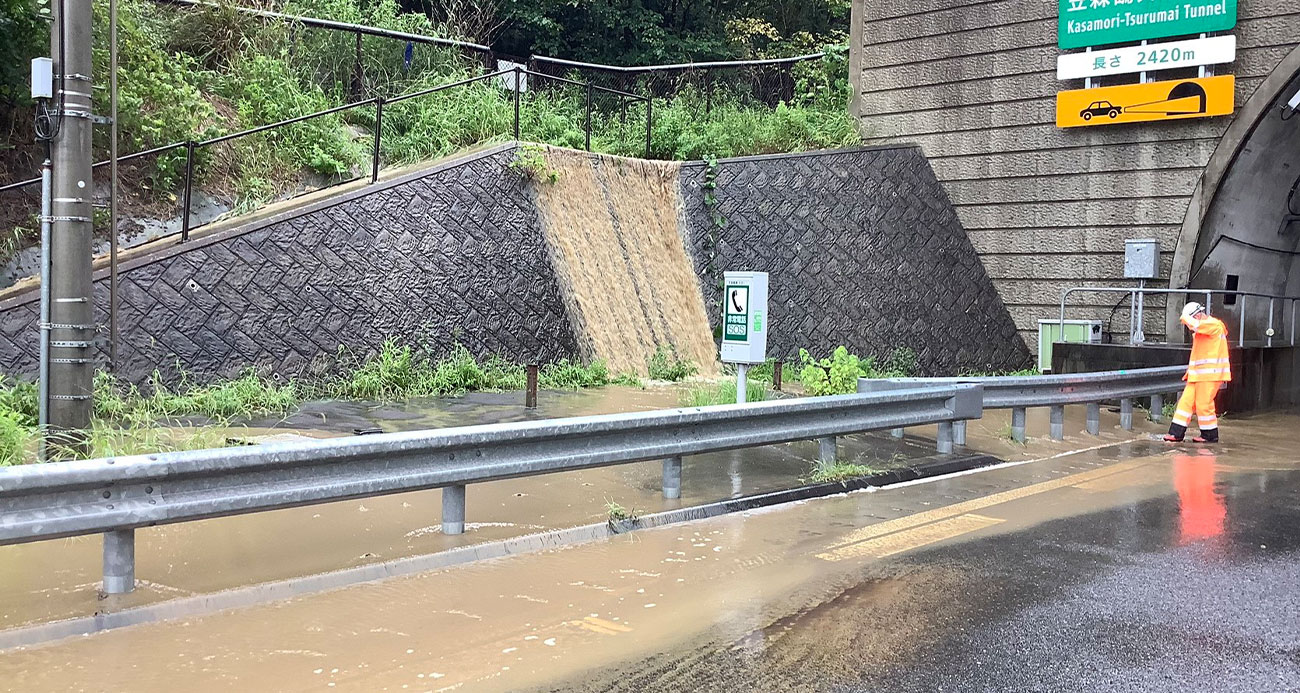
top-left (3, 408), bottom-right (1289, 691)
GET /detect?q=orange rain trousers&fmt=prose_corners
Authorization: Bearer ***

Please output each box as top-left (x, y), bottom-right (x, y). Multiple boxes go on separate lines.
top-left (1172, 381), bottom-right (1220, 432)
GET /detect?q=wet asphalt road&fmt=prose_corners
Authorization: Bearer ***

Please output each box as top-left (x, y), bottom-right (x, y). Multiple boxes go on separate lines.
top-left (551, 455), bottom-right (1300, 692)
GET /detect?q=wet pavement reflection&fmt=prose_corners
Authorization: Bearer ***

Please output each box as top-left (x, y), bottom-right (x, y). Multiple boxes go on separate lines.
top-left (4, 407), bottom-right (1291, 691)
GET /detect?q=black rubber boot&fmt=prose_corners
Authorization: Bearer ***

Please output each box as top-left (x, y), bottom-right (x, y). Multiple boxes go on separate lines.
top-left (1164, 423), bottom-right (1187, 443)
top-left (1195, 428), bottom-right (1220, 444)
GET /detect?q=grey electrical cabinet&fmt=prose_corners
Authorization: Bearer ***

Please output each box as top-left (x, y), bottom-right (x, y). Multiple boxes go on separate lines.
top-left (1124, 239), bottom-right (1159, 279)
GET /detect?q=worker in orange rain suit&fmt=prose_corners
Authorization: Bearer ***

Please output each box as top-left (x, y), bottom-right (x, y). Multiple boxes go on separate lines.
top-left (1163, 302), bottom-right (1231, 444)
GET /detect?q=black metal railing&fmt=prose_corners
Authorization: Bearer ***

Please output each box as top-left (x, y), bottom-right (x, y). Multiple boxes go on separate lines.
top-left (0, 67), bottom-right (648, 248)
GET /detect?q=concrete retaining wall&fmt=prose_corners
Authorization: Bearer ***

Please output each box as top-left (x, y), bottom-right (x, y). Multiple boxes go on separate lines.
top-left (0, 144), bottom-right (1030, 384)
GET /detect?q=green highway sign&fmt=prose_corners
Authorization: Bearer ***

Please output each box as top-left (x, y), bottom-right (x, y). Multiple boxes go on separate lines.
top-left (1058, 0), bottom-right (1238, 50)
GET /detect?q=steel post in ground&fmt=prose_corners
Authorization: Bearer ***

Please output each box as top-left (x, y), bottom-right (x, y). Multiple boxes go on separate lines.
top-left (584, 83), bottom-right (592, 151)
top-left (525, 365), bottom-right (538, 408)
top-left (736, 364), bottom-right (748, 404)
top-left (818, 435), bottom-right (837, 464)
top-left (1050, 405), bottom-right (1065, 441)
top-left (102, 529), bottom-right (135, 594)
top-left (773, 362), bottom-right (782, 391)
top-left (891, 428), bottom-right (905, 439)
top-left (952, 420), bottom-right (967, 446)
top-left (644, 98), bottom-right (653, 158)
top-left (937, 422), bottom-right (954, 454)
top-left (1120, 398), bottom-right (1133, 431)
top-left (662, 456), bottom-right (682, 499)
top-left (442, 485), bottom-right (466, 535)
top-left (371, 98), bottom-right (383, 183)
top-left (1011, 407), bottom-right (1027, 443)
top-left (1086, 402), bottom-right (1101, 435)
top-left (1151, 394), bottom-right (1165, 423)
top-left (513, 68), bottom-right (521, 140)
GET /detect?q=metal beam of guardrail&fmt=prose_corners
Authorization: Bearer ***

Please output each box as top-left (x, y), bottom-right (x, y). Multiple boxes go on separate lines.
top-left (858, 365), bottom-right (1186, 444)
top-left (0, 385), bottom-right (981, 594)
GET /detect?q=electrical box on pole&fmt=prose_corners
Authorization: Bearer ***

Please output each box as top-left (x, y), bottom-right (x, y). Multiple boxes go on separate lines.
top-left (720, 271), bottom-right (768, 404)
top-left (31, 58), bottom-right (53, 99)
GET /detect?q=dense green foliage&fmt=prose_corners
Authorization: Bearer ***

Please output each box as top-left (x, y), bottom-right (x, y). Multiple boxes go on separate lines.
top-left (646, 345), bottom-right (698, 382)
top-left (1, 0), bottom-right (855, 228)
top-left (798, 346), bottom-right (919, 396)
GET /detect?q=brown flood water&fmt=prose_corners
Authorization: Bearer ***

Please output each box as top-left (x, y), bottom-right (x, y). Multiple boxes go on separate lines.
top-left (0, 406), bottom-right (1245, 693)
top-left (0, 382), bottom-right (986, 632)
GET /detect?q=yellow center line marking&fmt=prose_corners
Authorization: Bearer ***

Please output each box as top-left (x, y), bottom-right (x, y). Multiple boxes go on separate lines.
top-left (817, 513), bottom-right (1007, 562)
top-left (816, 459), bottom-right (1151, 562)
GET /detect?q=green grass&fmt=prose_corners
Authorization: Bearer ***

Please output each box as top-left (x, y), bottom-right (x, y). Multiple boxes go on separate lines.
top-left (681, 379), bottom-right (769, 407)
top-left (647, 346), bottom-right (698, 382)
top-left (604, 500), bottom-right (638, 523)
top-left (94, 369), bottom-right (300, 422)
top-left (958, 367), bottom-right (1041, 377)
top-left (807, 460), bottom-right (880, 484)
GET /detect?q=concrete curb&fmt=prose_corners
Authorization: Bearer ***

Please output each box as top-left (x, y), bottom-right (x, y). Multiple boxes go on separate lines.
top-left (0, 452), bottom-right (999, 651)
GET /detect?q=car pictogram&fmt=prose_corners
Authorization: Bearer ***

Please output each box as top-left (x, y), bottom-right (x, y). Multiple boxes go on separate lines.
top-left (1079, 100), bottom-right (1122, 120)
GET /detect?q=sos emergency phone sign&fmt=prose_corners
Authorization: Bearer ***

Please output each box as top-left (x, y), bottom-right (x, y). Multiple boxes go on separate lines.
top-left (721, 271), bottom-right (768, 365)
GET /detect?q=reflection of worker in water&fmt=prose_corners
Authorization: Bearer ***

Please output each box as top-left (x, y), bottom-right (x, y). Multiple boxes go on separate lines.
top-left (1172, 454), bottom-right (1226, 544)
top-left (1164, 302), bottom-right (1231, 444)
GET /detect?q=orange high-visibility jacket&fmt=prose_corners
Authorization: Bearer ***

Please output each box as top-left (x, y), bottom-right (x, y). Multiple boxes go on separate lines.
top-left (1182, 314), bottom-right (1232, 383)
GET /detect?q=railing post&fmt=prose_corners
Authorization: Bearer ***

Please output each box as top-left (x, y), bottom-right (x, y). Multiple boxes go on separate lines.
top-left (952, 420), bottom-right (967, 446)
top-left (705, 70), bottom-right (713, 115)
top-left (1120, 398), bottom-right (1133, 431)
top-left (1292, 299), bottom-right (1297, 346)
top-left (936, 422), bottom-right (954, 454)
top-left (584, 82), bottom-right (593, 151)
top-left (1049, 405), bottom-right (1065, 441)
top-left (102, 529), bottom-right (135, 595)
top-left (818, 435), bottom-right (837, 464)
top-left (1239, 296), bottom-right (1246, 347)
top-left (1011, 407), bottom-right (1027, 443)
top-left (371, 98), bottom-right (384, 183)
top-left (662, 456), bottom-right (682, 499)
top-left (773, 362), bottom-right (783, 391)
top-left (180, 141), bottom-right (195, 243)
top-left (644, 97), bottom-right (653, 159)
top-left (1086, 402), bottom-right (1101, 435)
top-left (525, 364), bottom-right (538, 408)
top-left (513, 67), bottom-right (522, 141)
top-left (891, 427), bottom-right (905, 439)
top-left (442, 485), bottom-right (466, 535)
top-left (1268, 298), bottom-right (1275, 347)
top-left (1150, 394), bottom-right (1165, 423)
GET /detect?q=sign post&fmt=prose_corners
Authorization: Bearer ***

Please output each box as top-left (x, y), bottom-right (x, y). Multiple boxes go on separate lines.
top-left (720, 271), bottom-right (768, 404)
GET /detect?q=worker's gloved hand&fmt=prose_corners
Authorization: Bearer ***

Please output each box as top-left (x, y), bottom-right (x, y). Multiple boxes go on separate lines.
top-left (1181, 302), bottom-right (1203, 319)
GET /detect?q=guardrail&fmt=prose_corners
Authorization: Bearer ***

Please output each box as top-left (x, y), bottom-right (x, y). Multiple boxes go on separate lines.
top-left (0, 385), bottom-right (981, 595)
top-left (858, 365), bottom-right (1187, 444)
top-left (1059, 286), bottom-right (1300, 347)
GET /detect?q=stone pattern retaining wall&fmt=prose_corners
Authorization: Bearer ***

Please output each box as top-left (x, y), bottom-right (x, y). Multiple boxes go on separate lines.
top-left (0, 146), bottom-right (581, 384)
top-left (679, 146), bottom-right (1031, 374)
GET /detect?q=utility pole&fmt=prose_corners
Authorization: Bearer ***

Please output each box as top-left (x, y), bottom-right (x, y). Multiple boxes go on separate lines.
top-left (46, 0), bottom-right (96, 450)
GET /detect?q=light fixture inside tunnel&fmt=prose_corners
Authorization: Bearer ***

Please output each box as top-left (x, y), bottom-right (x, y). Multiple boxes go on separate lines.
top-left (1284, 86), bottom-right (1300, 120)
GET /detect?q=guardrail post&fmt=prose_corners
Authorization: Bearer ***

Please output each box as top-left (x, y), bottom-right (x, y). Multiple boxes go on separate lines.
top-left (662, 456), bottom-right (682, 499)
top-left (1120, 398), bottom-right (1133, 431)
top-left (1150, 394), bottom-right (1165, 423)
top-left (1049, 405), bottom-right (1065, 441)
top-left (525, 364), bottom-right (538, 409)
top-left (102, 529), bottom-right (135, 594)
top-left (442, 485), bottom-right (466, 535)
top-left (371, 98), bottom-right (384, 183)
top-left (952, 420), bottom-right (967, 446)
top-left (936, 422), bottom-right (953, 454)
top-left (818, 436), bottom-right (837, 464)
top-left (1086, 403), bottom-right (1101, 435)
top-left (891, 427), bottom-right (905, 439)
top-left (1011, 407), bottom-right (1027, 443)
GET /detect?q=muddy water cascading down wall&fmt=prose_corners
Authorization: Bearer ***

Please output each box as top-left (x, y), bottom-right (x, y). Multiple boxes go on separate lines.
top-left (532, 150), bottom-right (717, 376)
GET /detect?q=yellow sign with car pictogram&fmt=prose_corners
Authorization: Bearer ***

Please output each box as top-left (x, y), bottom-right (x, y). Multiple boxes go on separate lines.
top-left (1056, 75), bottom-right (1235, 128)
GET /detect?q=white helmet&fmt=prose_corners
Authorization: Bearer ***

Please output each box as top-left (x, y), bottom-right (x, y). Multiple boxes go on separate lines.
top-left (1181, 301), bottom-right (1206, 318)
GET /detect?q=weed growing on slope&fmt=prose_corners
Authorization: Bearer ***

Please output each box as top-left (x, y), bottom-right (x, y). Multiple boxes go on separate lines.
top-left (647, 346), bottom-right (697, 382)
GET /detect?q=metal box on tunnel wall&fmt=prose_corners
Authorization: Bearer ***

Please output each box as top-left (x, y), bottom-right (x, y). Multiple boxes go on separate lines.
top-left (1124, 239), bottom-right (1160, 279)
